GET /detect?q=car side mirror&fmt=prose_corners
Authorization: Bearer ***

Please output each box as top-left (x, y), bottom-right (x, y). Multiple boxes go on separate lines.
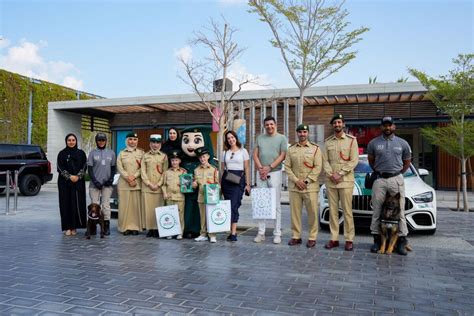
top-left (418, 168), bottom-right (429, 177)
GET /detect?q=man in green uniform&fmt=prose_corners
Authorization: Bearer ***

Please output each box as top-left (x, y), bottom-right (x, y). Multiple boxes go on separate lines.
top-left (285, 124), bottom-right (322, 248)
top-left (322, 114), bottom-right (359, 251)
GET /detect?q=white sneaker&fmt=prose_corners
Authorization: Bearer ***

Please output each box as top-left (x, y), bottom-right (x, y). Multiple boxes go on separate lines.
top-left (176, 234), bottom-right (183, 240)
top-left (254, 234), bottom-right (265, 243)
top-left (166, 236), bottom-right (172, 240)
top-left (273, 236), bottom-right (282, 244)
top-left (209, 236), bottom-right (217, 243)
top-left (194, 235), bottom-right (208, 242)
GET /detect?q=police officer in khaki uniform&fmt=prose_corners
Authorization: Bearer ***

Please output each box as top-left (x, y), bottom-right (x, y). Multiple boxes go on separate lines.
top-left (141, 134), bottom-right (168, 238)
top-left (285, 124), bottom-right (322, 248)
top-left (192, 147), bottom-right (219, 243)
top-left (162, 150), bottom-right (187, 240)
top-left (117, 132), bottom-right (144, 235)
top-left (322, 114), bottom-right (359, 251)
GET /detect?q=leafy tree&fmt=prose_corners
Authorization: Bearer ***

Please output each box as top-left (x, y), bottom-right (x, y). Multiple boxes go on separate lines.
top-left (178, 18), bottom-right (257, 175)
top-left (410, 54), bottom-right (474, 212)
top-left (249, 0), bottom-right (369, 124)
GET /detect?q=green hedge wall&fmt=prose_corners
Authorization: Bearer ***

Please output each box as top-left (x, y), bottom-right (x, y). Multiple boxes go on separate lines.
top-left (0, 69), bottom-right (97, 148)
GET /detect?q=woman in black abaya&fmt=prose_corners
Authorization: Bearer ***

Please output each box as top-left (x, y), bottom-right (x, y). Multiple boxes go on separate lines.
top-left (57, 133), bottom-right (87, 236)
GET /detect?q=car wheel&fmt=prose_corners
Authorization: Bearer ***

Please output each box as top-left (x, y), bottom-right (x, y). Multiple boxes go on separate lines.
top-left (19, 174), bottom-right (42, 196)
top-left (0, 188), bottom-right (4, 194)
top-left (319, 222), bottom-right (330, 230)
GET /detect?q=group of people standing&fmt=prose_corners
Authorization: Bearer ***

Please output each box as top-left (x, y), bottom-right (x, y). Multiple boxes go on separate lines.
top-left (57, 114), bottom-right (411, 254)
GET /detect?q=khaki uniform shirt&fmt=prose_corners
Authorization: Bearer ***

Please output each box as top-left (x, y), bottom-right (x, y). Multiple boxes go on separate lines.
top-left (194, 164), bottom-right (218, 203)
top-left (323, 133), bottom-right (359, 188)
top-left (284, 141), bottom-right (322, 192)
top-left (141, 150), bottom-right (168, 193)
top-left (162, 167), bottom-right (187, 201)
top-left (117, 147), bottom-right (145, 191)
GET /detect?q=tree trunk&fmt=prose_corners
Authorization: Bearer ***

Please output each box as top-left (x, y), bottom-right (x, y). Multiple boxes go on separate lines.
top-left (461, 158), bottom-right (469, 212)
top-left (297, 89), bottom-right (305, 125)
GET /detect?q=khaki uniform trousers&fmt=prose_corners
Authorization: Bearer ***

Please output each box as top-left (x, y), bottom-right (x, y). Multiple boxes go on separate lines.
top-left (166, 200), bottom-right (185, 234)
top-left (142, 192), bottom-right (164, 230)
top-left (327, 186), bottom-right (355, 241)
top-left (289, 191), bottom-right (319, 240)
top-left (198, 203), bottom-right (216, 238)
top-left (370, 174), bottom-right (408, 236)
top-left (89, 186), bottom-right (113, 220)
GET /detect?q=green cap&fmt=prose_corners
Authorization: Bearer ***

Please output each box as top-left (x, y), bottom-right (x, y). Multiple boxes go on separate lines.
top-left (195, 146), bottom-right (209, 157)
top-left (330, 114), bottom-right (344, 124)
top-left (296, 124), bottom-right (309, 131)
top-left (168, 150), bottom-right (182, 159)
top-left (126, 132), bottom-right (138, 138)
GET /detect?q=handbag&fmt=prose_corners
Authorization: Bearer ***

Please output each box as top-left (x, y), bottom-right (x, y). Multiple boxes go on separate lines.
top-left (223, 151), bottom-right (242, 184)
top-left (365, 172), bottom-right (378, 189)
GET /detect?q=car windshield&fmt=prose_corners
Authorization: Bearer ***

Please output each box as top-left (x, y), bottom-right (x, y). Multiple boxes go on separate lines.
top-left (355, 157), bottom-right (416, 177)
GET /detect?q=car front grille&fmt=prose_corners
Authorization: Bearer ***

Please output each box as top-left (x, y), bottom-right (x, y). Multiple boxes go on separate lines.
top-left (352, 196), bottom-right (414, 211)
top-left (412, 213), bottom-right (433, 226)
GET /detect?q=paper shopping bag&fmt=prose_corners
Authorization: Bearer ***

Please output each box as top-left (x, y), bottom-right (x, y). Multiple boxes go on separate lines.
top-left (206, 200), bottom-right (231, 233)
top-left (251, 187), bottom-right (276, 219)
top-left (155, 204), bottom-right (182, 237)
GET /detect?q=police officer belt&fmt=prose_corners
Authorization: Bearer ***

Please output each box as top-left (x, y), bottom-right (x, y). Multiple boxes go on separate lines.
top-left (379, 172), bottom-right (401, 179)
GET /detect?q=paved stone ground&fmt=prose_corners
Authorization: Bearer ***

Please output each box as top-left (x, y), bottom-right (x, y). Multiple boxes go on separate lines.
top-left (0, 186), bottom-right (473, 315)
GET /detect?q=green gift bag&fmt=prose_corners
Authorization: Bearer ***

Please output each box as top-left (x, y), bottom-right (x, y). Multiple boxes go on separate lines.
top-left (204, 184), bottom-right (220, 204)
top-left (179, 173), bottom-right (194, 193)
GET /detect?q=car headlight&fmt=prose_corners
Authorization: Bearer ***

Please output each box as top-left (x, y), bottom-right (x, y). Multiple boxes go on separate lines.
top-left (413, 191), bottom-right (433, 203)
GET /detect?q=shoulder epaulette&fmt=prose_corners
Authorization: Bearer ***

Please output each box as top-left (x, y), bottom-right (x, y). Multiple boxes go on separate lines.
top-left (309, 141), bottom-right (319, 147)
top-left (288, 143), bottom-right (297, 148)
top-left (346, 134), bottom-right (356, 139)
top-left (325, 135), bottom-right (335, 142)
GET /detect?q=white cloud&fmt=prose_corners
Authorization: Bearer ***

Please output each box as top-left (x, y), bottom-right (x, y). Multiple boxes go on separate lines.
top-left (0, 38), bottom-right (84, 90)
top-left (228, 62), bottom-right (273, 91)
top-left (0, 37), bottom-right (11, 49)
top-left (174, 45), bottom-right (193, 64)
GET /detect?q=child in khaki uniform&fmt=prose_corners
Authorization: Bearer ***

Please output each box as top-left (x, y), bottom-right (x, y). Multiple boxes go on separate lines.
top-left (192, 147), bottom-right (219, 243)
top-left (162, 150), bottom-right (186, 240)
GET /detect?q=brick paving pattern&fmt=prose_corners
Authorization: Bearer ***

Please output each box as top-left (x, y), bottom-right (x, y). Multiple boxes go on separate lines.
top-left (0, 187), bottom-right (473, 315)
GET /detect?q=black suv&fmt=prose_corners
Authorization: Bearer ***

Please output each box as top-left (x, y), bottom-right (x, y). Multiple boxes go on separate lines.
top-left (0, 144), bottom-right (53, 196)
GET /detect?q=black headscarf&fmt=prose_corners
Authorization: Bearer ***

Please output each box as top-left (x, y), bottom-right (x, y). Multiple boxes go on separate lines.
top-left (161, 127), bottom-right (181, 156)
top-left (57, 133), bottom-right (87, 176)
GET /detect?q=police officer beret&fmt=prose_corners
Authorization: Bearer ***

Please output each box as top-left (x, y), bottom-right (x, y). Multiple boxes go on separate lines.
top-left (330, 114), bottom-right (344, 124)
top-left (296, 124), bottom-right (309, 131)
top-left (149, 134), bottom-right (162, 142)
top-left (126, 132), bottom-right (138, 138)
top-left (95, 133), bottom-right (107, 141)
top-left (381, 116), bottom-right (394, 125)
top-left (195, 146), bottom-right (209, 157)
top-left (168, 150), bottom-right (182, 159)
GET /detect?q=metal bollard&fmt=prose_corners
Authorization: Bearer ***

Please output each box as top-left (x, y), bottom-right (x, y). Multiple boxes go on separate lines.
top-left (5, 171), bottom-right (10, 215)
top-left (13, 170), bottom-right (18, 214)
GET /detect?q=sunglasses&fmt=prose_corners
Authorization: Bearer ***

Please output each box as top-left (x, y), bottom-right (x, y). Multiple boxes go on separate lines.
top-left (230, 152), bottom-right (235, 159)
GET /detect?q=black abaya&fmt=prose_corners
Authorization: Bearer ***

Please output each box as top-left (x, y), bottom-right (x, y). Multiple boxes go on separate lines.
top-left (57, 135), bottom-right (87, 231)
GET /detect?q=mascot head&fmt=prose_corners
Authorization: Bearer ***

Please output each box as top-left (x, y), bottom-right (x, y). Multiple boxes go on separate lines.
top-left (180, 126), bottom-right (215, 161)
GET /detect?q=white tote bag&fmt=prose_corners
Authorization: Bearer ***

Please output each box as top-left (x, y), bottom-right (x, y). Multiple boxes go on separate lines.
top-left (251, 187), bottom-right (277, 219)
top-left (206, 200), bottom-right (231, 233)
top-left (155, 205), bottom-right (182, 237)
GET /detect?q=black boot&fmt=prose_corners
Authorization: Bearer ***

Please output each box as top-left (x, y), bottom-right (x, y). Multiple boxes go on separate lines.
top-left (146, 230), bottom-right (154, 237)
top-left (370, 235), bottom-right (381, 253)
top-left (104, 220), bottom-right (110, 236)
top-left (397, 236), bottom-right (408, 256)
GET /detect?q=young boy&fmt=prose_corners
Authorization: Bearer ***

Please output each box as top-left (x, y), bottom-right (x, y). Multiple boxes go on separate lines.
top-left (162, 150), bottom-right (187, 240)
top-left (192, 146), bottom-right (219, 243)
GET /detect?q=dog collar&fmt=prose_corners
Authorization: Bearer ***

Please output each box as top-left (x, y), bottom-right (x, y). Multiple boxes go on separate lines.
top-left (88, 214), bottom-right (100, 220)
top-left (381, 219), bottom-right (399, 225)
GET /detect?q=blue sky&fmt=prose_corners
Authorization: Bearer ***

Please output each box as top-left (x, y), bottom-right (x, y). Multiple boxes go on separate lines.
top-left (1, 0), bottom-right (472, 98)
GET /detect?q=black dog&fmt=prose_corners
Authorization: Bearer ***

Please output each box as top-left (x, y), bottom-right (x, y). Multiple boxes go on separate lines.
top-left (378, 192), bottom-right (401, 254)
top-left (86, 203), bottom-right (105, 239)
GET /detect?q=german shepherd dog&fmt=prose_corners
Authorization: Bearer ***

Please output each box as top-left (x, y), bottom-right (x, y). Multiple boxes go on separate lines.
top-left (86, 203), bottom-right (105, 239)
top-left (378, 192), bottom-right (401, 254)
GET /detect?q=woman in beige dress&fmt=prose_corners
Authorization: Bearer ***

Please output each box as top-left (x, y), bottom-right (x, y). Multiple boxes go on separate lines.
top-left (117, 132), bottom-right (144, 235)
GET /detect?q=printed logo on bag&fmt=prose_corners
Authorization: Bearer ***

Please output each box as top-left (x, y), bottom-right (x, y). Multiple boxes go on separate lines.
top-left (211, 207), bottom-right (227, 225)
top-left (159, 213), bottom-right (177, 229)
